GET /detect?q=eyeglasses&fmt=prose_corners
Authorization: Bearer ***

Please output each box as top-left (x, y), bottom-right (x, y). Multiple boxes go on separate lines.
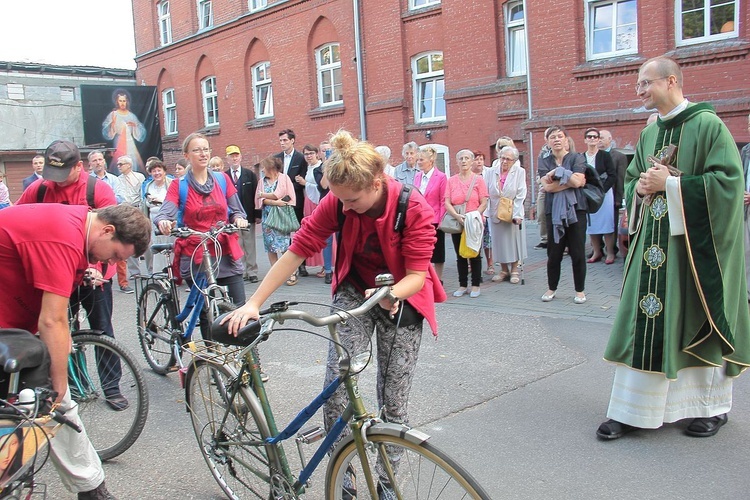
top-left (500, 157), bottom-right (515, 162)
top-left (585, 134), bottom-right (599, 139)
top-left (190, 147), bottom-right (211, 155)
top-left (634, 77), bottom-right (668, 93)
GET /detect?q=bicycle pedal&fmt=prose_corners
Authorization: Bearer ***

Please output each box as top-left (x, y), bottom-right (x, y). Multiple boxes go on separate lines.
top-left (296, 426), bottom-right (325, 444)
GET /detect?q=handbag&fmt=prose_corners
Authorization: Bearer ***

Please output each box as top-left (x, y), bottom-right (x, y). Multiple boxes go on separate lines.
top-left (497, 196), bottom-right (513, 223)
top-left (458, 231), bottom-right (479, 259)
top-left (439, 175), bottom-right (477, 234)
top-left (582, 164), bottom-right (605, 214)
top-left (264, 204), bottom-right (300, 233)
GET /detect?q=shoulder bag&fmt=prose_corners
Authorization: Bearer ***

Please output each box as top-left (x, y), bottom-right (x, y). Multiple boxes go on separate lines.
top-left (265, 204), bottom-right (300, 234)
top-left (439, 175), bottom-right (477, 234)
top-left (497, 196), bottom-right (513, 223)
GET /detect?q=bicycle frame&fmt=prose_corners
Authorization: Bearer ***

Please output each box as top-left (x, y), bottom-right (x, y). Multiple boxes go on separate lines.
top-left (137, 227), bottom-right (233, 368)
top-left (193, 287), bottom-right (393, 497)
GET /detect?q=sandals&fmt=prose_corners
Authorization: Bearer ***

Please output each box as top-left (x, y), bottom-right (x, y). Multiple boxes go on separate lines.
top-left (492, 271), bottom-right (509, 283)
top-left (484, 267), bottom-right (496, 276)
top-left (596, 419), bottom-right (637, 440)
top-left (509, 272), bottom-right (520, 284)
top-left (286, 273), bottom-right (298, 286)
top-left (684, 414), bottom-right (727, 437)
top-left (315, 269), bottom-right (327, 278)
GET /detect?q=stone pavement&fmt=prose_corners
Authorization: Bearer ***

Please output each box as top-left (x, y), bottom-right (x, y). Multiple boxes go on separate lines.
top-left (438, 220), bottom-right (625, 324)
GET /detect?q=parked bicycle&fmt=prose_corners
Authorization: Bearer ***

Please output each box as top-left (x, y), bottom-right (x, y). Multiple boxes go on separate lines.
top-left (68, 283), bottom-right (149, 461)
top-left (136, 223), bottom-right (240, 376)
top-left (0, 330), bottom-right (83, 498)
top-left (184, 273), bottom-right (490, 499)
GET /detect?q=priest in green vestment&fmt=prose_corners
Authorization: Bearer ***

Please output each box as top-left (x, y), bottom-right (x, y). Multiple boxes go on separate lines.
top-left (597, 56), bottom-right (750, 440)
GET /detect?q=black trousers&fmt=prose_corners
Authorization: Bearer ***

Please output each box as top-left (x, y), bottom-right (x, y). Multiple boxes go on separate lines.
top-left (545, 211), bottom-right (587, 293)
top-left (70, 281), bottom-right (121, 394)
top-left (451, 232), bottom-right (482, 287)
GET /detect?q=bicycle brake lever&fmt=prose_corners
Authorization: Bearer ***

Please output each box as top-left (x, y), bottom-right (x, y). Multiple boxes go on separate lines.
top-left (49, 409), bottom-right (83, 433)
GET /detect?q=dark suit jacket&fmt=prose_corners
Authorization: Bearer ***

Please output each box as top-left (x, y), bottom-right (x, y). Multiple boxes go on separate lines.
top-left (274, 150), bottom-right (307, 221)
top-left (22, 174), bottom-right (40, 191)
top-left (609, 149), bottom-right (628, 207)
top-left (591, 150), bottom-right (616, 194)
top-left (229, 167), bottom-right (261, 223)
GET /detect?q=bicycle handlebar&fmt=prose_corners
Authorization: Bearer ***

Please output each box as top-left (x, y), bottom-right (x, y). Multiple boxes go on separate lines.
top-left (210, 281), bottom-right (394, 348)
top-left (171, 223), bottom-right (241, 239)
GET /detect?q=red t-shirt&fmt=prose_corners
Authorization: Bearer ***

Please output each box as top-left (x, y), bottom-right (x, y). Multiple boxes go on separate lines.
top-left (0, 204), bottom-right (89, 333)
top-left (349, 214), bottom-right (389, 291)
top-left (17, 173), bottom-right (117, 279)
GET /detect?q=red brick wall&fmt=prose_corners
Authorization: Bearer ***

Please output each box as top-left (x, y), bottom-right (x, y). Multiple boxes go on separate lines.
top-left (132, 0), bottom-right (750, 177)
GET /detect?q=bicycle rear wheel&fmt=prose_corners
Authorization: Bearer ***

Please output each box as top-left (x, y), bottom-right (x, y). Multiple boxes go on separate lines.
top-left (326, 426), bottom-right (490, 499)
top-left (185, 360), bottom-right (277, 499)
top-left (137, 282), bottom-right (178, 374)
top-left (69, 333), bottom-right (149, 461)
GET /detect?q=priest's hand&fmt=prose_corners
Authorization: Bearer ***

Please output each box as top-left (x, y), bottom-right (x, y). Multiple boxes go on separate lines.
top-left (638, 162), bottom-right (670, 194)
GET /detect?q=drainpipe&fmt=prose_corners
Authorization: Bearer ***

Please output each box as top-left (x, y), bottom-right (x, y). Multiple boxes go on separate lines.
top-left (522, 0), bottom-right (536, 208)
top-left (353, 0), bottom-right (367, 139)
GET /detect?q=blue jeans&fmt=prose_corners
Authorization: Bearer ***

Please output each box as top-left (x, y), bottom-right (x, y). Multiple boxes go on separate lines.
top-left (322, 234), bottom-right (333, 273)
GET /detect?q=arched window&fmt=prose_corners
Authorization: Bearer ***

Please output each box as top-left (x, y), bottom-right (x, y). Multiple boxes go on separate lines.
top-left (316, 43), bottom-right (343, 107)
top-left (201, 76), bottom-right (219, 127)
top-left (412, 52), bottom-right (445, 123)
top-left (252, 61), bottom-right (273, 119)
top-left (162, 88), bottom-right (177, 135)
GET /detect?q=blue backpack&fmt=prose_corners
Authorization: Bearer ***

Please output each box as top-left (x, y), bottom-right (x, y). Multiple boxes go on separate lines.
top-left (177, 172), bottom-right (230, 227)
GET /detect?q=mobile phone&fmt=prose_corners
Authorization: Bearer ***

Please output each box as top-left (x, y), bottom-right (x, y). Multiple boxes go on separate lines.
top-left (281, 195), bottom-right (292, 202)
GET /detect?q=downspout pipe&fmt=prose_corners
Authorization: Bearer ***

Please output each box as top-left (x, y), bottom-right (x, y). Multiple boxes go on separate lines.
top-left (353, 0), bottom-right (367, 139)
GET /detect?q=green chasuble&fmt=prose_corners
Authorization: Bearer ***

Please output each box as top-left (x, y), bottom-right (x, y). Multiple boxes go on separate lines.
top-left (604, 103), bottom-right (750, 379)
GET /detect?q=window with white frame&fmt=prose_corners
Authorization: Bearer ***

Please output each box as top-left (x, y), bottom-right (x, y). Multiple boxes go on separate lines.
top-left (316, 43), bottom-right (343, 107)
top-left (252, 62), bottom-right (274, 119)
top-left (506, 1), bottom-right (527, 76)
top-left (410, 0), bottom-right (440, 9)
top-left (201, 77), bottom-right (219, 127)
top-left (7, 83), bottom-right (24, 100)
top-left (162, 88), bottom-right (177, 135)
top-left (158, 1), bottom-right (172, 45)
top-left (676, 0), bottom-right (737, 45)
top-left (412, 52), bottom-right (445, 123)
top-left (197, 0), bottom-right (213, 31)
top-left (587, 0), bottom-right (637, 58)
top-left (249, 0), bottom-right (267, 12)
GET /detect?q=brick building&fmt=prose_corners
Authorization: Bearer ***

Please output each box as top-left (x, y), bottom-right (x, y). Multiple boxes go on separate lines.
top-left (131, 0), bottom-right (750, 180)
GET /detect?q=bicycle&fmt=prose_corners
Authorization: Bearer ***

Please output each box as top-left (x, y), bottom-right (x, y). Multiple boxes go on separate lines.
top-left (136, 223), bottom-right (240, 377)
top-left (0, 329), bottom-right (84, 498)
top-left (67, 284), bottom-right (150, 461)
top-left (184, 273), bottom-right (490, 499)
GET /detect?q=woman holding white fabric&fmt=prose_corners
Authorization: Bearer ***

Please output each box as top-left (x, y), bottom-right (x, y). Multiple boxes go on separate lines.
top-left (488, 146), bottom-right (527, 284)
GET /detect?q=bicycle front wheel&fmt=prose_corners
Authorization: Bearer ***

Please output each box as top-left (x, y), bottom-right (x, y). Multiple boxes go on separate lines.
top-left (69, 333), bottom-right (149, 461)
top-left (137, 282), bottom-right (178, 374)
top-left (326, 426), bottom-right (490, 500)
top-left (185, 360), bottom-right (276, 500)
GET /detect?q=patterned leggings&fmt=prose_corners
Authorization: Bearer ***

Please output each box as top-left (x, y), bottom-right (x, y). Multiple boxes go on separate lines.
top-left (322, 282), bottom-right (423, 439)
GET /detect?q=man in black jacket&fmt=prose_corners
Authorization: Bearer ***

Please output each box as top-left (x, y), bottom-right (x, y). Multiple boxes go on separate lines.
top-left (274, 128), bottom-right (309, 276)
top-left (226, 145), bottom-right (260, 283)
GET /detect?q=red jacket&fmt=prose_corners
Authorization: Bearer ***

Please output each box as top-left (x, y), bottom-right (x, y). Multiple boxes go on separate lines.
top-left (290, 177), bottom-right (447, 334)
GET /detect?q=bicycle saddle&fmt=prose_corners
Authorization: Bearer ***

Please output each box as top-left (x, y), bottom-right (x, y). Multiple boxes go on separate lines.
top-left (150, 243), bottom-right (174, 253)
top-left (0, 330), bottom-right (48, 373)
top-left (210, 313), bottom-right (262, 347)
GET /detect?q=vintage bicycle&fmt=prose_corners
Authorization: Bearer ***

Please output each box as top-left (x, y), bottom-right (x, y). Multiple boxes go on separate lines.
top-left (136, 223), bottom-right (241, 376)
top-left (184, 273), bottom-right (490, 499)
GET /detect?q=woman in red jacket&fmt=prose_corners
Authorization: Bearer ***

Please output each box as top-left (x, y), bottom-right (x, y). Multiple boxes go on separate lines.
top-left (224, 129), bottom-right (446, 450)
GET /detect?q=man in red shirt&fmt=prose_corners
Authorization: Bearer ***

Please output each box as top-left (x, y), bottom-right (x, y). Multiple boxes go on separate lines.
top-left (17, 141), bottom-right (127, 410)
top-left (3, 141), bottom-right (151, 499)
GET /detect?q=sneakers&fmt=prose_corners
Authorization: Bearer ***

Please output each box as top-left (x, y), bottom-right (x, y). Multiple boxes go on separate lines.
top-left (534, 242), bottom-right (547, 249)
top-left (378, 481), bottom-right (396, 500)
top-left (342, 465), bottom-right (357, 500)
top-left (78, 481), bottom-right (116, 500)
top-left (119, 285), bottom-right (134, 294)
top-left (324, 272), bottom-right (333, 284)
top-left (245, 275), bottom-right (259, 283)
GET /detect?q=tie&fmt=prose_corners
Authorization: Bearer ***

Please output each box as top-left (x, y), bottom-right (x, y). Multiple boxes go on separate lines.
top-left (233, 169), bottom-right (239, 184)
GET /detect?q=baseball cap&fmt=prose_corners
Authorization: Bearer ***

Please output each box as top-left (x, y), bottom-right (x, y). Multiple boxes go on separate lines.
top-left (226, 145), bottom-right (241, 155)
top-left (43, 140), bottom-right (81, 182)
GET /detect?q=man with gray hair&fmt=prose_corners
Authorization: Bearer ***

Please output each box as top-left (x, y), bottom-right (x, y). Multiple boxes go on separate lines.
top-left (393, 141), bottom-right (419, 186)
top-left (599, 130), bottom-right (628, 255)
top-left (115, 155), bottom-right (145, 292)
top-left (88, 150), bottom-right (122, 203)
